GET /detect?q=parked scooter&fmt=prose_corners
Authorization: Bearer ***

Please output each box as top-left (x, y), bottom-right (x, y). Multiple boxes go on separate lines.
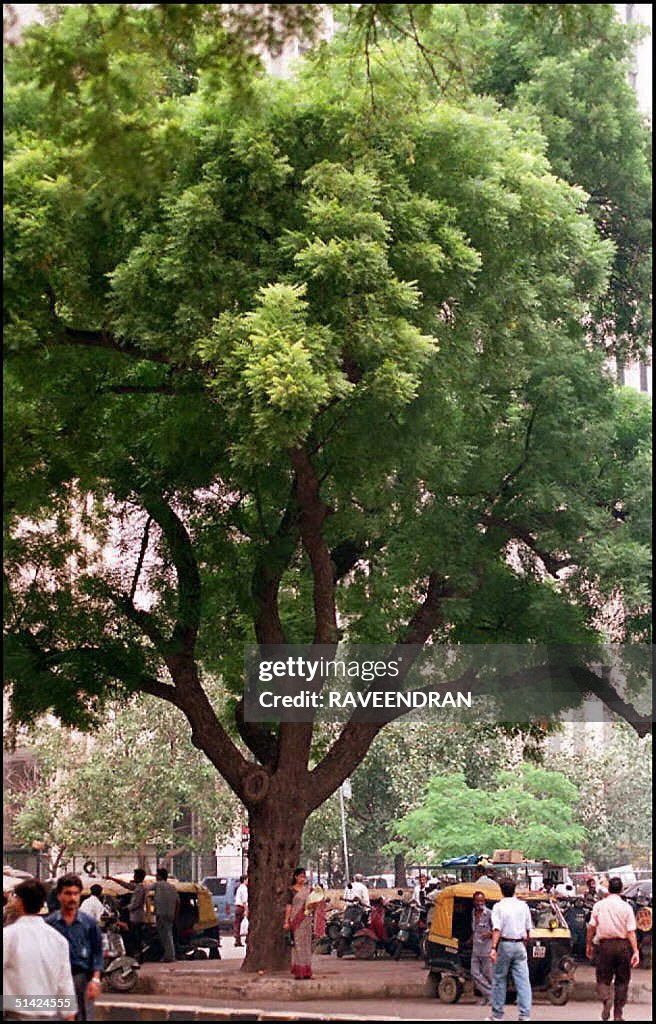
top-left (101, 915), bottom-right (140, 992)
top-left (335, 896), bottom-right (370, 957)
top-left (390, 894), bottom-right (424, 959)
top-left (351, 895), bottom-right (403, 959)
top-left (313, 907), bottom-right (342, 955)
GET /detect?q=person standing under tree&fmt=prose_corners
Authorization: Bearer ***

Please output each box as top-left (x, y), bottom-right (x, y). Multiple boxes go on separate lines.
top-left (108, 867), bottom-right (148, 956)
top-left (586, 876), bottom-right (640, 1022)
top-left (151, 867), bottom-right (179, 963)
top-left (471, 890), bottom-right (494, 1006)
top-left (233, 875), bottom-right (248, 947)
top-left (283, 868), bottom-right (316, 980)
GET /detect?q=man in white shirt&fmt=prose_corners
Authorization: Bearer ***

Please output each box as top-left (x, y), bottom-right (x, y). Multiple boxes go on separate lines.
top-left (412, 874), bottom-right (428, 905)
top-left (79, 885), bottom-right (107, 925)
top-left (343, 874), bottom-right (370, 908)
top-left (233, 875), bottom-right (248, 947)
top-left (3, 878), bottom-right (77, 1021)
top-left (487, 878), bottom-right (533, 1022)
top-left (586, 876), bottom-right (639, 1022)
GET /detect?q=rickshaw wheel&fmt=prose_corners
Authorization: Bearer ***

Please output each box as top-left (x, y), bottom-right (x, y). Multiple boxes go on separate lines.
top-left (546, 982), bottom-right (572, 1006)
top-left (436, 974), bottom-right (464, 1003)
top-left (106, 967), bottom-right (139, 993)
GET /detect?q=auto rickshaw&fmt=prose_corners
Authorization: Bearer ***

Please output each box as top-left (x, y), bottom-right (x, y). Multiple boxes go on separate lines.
top-left (108, 874), bottom-right (221, 960)
top-left (426, 882), bottom-right (576, 1006)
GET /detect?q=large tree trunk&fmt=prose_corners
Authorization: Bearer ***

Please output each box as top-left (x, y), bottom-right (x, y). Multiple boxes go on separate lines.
top-left (242, 786), bottom-right (308, 973)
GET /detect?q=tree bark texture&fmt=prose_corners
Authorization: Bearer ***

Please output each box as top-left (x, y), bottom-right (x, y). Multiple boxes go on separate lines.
top-left (242, 783), bottom-right (308, 973)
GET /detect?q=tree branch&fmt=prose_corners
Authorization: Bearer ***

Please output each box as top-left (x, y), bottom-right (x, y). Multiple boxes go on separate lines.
top-left (58, 326), bottom-right (181, 367)
top-left (141, 495), bottom-right (201, 655)
top-left (481, 515), bottom-right (573, 576)
top-left (251, 498), bottom-right (298, 646)
top-left (399, 572), bottom-right (455, 645)
top-left (569, 665), bottom-right (652, 738)
top-left (235, 699), bottom-right (278, 767)
top-left (96, 383), bottom-right (203, 396)
top-left (129, 516), bottom-right (152, 604)
top-left (290, 447), bottom-right (337, 644)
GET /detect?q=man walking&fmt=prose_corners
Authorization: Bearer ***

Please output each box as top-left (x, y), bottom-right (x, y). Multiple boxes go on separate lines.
top-left (586, 876), bottom-right (640, 1022)
top-left (487, 877), bottom-right (533, 1022)
top-left (471, 890), bottom-right (493, 1006)
top-left (151, 867), bottom-right (179, 963)
top-left (233, 875), bottom-right (248, 947)
top-left (46, 874), bottom-right (103, 1022)
top-left (3, 878), bottom-right (77, 1021)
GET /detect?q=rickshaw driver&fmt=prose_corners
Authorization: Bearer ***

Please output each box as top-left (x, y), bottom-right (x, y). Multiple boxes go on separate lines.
top-left (487, 878), bottom-right (533, 1022)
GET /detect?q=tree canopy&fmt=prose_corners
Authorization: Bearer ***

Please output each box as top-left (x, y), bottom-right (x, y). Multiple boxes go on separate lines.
top-left (388, 765), bottom-right (587, 865)
top-left (3, 3), bottom-right (651, 970)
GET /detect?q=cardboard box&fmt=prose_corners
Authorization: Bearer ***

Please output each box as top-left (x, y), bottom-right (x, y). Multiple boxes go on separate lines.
top-left (492, 849), bottom-right (524, 863)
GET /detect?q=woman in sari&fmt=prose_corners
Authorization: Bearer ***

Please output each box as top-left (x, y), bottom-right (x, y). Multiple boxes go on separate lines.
top-left (283, 867), bottom-right (316, 979)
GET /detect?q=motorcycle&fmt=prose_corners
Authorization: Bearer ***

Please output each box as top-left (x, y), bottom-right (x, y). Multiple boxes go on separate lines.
top-left (390, 894), bottom-right (424, 960)
top-left (351, 895), bottom-right (403, 960)
top-left (335, 896), bottom-right (369, 957)
top-left (101, 915), bottom-right (140, 992)
top-left (559, 896), bottom-right (589, 961)
top-left (313, 907), bottom-right (342, 955)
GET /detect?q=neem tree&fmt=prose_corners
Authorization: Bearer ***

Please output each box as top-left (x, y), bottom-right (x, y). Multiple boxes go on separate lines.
top-left (4, 5), bottom-right (651, 969)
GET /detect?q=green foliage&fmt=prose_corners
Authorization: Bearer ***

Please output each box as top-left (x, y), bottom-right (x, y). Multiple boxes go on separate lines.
top-left (389, 765), bottom-right (586, 865)
top-left (5, 696), bottom-right (241, 872)
top-left (3, 6), bottom-right (651, 736)
top-left (302, 719), bottom-right (552, 871)
top-left (555, 723), bottom-right (652, 869)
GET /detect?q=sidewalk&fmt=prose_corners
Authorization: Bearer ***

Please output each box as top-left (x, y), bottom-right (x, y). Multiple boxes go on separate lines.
top-left (120, 955), bottom-right (653, 1006)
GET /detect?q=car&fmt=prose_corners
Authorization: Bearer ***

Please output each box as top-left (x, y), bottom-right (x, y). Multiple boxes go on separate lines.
top-left (624, 879), bottom-right (652, 901)
top-left (364, 874), bottom-right (407, 890)
top-left (200, 876), bottom-right (243, 929)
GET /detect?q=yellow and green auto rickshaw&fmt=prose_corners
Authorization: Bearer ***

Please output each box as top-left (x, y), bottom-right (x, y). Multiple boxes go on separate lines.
top-left (111, 874), bottom-right (220, 960)
top-left (426, 882), bottom-right (576, 1006)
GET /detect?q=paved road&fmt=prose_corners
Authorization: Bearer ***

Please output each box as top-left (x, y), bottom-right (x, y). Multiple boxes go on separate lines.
top-left (99, 939), bottom-right (651, 1021)
top-left (99, 992), bottom-right (653, 1022)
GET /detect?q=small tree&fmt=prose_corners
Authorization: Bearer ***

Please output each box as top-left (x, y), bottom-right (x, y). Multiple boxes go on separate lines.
top-left (389, 766), bottom-right (586, 866)
top-left (6, 698), bottom-right (241, 876)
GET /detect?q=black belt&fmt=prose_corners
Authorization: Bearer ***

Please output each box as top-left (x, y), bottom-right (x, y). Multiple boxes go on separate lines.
top-left (500, 937), bottom-right (524, 942)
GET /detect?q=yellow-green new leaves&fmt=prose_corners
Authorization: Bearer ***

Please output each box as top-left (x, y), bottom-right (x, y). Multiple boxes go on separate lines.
top-left (199, 283), bottom-right (351, 463)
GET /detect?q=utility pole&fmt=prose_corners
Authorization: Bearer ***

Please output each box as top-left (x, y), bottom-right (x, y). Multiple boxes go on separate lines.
top-left (339, 778), bottom-right (352, 884)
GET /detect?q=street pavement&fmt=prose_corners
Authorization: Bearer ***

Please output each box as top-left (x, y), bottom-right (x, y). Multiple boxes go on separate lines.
top-left (97, 993), bottom-right (653, 1022)
top-left (96, 937), bottom-right (653, 1021)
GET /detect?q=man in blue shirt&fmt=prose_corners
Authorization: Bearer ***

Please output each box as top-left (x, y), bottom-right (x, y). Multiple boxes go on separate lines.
top-left (47, 874), bottom-right (104, 1021)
